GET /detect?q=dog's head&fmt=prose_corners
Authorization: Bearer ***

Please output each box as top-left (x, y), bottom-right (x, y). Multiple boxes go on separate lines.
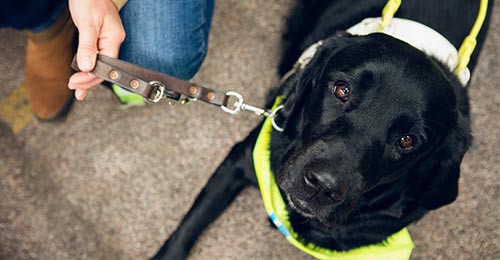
top-left (272, 33), bottom-right (471, 228)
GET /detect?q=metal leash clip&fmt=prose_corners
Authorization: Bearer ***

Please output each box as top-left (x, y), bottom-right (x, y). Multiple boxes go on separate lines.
top-left (222, 91), bottom-right (285, 131)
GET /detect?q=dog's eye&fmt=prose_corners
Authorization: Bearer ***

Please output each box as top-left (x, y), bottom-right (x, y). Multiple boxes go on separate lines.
top-left (333, 82), bottom-right (350, 101)
top-left (398, 134), bottom-right (416, 149)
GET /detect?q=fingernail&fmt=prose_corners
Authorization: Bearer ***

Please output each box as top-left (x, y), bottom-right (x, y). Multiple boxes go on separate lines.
top-left (80, 56), bottom-right (92, 70)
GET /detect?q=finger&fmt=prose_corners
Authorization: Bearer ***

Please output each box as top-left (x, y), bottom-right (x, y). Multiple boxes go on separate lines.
top-left (68, 79), bottom-right (104, 93)
top-left (68, 71), bottom-right (101, 84)
top-left (69, 71), bottom-right (96, 85)
top-left (76, 24), bottom-right (99, 72)
top-left (68, 73), bottom-right (103, 90)
top-left (73, 76), bottom-right (103, 101)
top-left (75, 89), bottom-right (88, 101)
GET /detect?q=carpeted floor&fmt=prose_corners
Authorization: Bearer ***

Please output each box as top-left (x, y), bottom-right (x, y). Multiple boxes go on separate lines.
top-left (0, 1), bottom-right (498, 259)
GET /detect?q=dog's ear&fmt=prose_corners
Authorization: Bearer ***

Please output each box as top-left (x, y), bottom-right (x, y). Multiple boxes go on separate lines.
top-left (276, 37), bottom-right (345, 130)
top-left (417, 116), bottom-right (471, 210)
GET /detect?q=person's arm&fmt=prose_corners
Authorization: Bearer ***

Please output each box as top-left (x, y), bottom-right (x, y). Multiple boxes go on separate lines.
top-left (67, 0), bottom-right (126, 100)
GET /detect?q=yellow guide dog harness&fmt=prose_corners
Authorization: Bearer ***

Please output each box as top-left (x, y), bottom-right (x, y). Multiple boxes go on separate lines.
top-left (252, 1), bottom-right (488, 259)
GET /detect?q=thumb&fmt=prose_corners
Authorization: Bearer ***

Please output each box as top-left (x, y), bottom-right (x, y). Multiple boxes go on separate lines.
top-left (76, 25), bottom-right (99, 72)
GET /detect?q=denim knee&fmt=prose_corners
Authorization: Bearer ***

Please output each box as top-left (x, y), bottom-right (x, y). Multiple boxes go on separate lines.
top-left (118, 35), bottom-right (209, 80)
top-left (161, 43), bottom-right (209, 80)
top-left (118, 0), bottom-right (214, 80)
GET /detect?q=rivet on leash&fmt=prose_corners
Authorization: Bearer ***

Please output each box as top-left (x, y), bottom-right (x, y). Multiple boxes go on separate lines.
top-left (207, 92), bottom-right (216, 101)
top-left (109, 70), bottom-right (119, 80)
top-left (188, 86), bottom-right (198, 95)
top-left (130, 79), bottom-right (140, 89)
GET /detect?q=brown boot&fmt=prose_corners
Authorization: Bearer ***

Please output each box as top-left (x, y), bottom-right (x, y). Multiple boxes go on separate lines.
top-left (24, 7), bottom-right (76, 121)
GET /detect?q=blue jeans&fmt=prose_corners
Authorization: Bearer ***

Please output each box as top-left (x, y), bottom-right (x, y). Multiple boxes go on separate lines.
top-left (119, 0), bottom-right (214, 80)
top-left (0, 0), bottom-right (214, 80)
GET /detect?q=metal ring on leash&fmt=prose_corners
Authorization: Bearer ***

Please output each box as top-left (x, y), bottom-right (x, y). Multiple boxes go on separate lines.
top-left (270, 105), bottom-right (285, 132)
top-left (147, 81), bottom-right (166, 103)
top-left (221, 91), bottom-right (244, 115)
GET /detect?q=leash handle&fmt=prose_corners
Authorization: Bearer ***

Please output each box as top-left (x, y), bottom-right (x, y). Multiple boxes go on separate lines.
top-left (71, 54), bottom-right (229, 106)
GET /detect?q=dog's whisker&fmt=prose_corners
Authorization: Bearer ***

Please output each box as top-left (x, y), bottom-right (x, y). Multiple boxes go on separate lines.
top-left (423, 118), bottom-right (448, 131)
top-left (355, 206), bottom-right (364, 227)
top-left (297, 217), bottom-right (311, 225)
top-left (421, 124), bottom-right (440, 141)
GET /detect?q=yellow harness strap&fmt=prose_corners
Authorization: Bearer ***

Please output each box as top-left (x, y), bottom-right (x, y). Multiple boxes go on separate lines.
top-left (252, 98), bottom-right (414, 259)
top-left (379, 0), bottom-right (402, 30)
top-left (455, 0), bottom-right (489, 72)
top-left (380, 0), bottom-right (489, 75)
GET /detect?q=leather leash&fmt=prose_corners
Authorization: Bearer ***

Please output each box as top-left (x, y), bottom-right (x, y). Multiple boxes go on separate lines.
top-left (71, 54), bottom-right (282, 118)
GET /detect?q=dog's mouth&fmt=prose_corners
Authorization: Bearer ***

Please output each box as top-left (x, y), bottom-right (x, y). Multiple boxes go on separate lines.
top-left (285, 194), bottom-right (340, 228)
top-left (285, 194), bottom-right (315, 218)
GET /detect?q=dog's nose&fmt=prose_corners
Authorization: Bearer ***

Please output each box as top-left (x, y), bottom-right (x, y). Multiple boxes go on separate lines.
top-left (304, 164), bottom-right (348, 204)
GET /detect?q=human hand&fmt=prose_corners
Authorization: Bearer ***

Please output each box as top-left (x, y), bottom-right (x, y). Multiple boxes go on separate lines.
top-left (68, 0), bottom-right (126, 100)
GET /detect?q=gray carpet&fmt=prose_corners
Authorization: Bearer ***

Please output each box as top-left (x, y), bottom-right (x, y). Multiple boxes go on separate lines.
top-left (0, 0), bottom-right (498, 259)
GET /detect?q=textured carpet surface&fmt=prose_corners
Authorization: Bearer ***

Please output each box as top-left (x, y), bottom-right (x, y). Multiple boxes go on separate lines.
top-left (0, 1), bottom-right (498, 259)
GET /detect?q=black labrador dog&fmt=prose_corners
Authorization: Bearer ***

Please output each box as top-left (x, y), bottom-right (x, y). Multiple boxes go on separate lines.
top-left (152, 0), bottom-right (492, 259)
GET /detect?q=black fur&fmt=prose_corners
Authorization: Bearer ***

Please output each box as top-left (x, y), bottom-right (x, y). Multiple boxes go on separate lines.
top-left (152, 0), bottom-right (492, 259)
